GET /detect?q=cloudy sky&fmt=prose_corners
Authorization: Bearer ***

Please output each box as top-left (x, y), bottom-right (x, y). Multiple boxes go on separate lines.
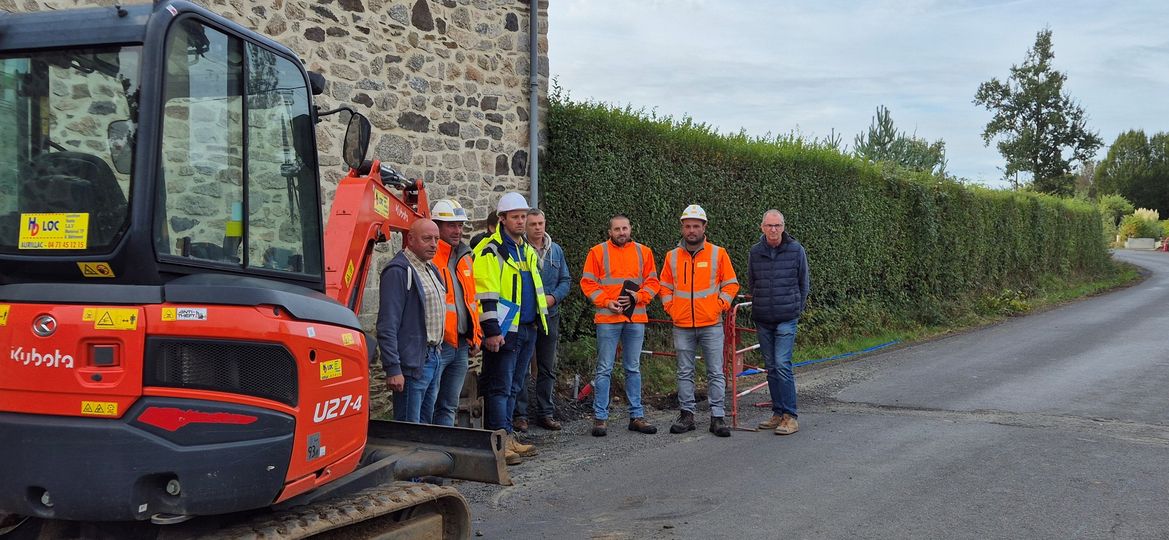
top-left (547, 0), bottom-right (1169, 188)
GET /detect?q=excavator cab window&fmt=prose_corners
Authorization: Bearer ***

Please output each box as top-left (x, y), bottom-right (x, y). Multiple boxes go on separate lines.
top-left (0, 47), bottom-right (139, 253)
top-left (155, 18), bottom-right (321, 277)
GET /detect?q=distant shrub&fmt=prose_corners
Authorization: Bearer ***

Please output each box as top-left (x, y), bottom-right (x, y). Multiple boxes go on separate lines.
top-left (1118, 213), bottom-right (1161, 241)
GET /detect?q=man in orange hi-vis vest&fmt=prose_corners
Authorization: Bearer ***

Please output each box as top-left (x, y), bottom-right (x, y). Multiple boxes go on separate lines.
top-left (421, 199), bottom-right (482, 428)
top-left (580, 214), bottom-right (660, 437)
top-left (660, 204), bottom-right (739, 438)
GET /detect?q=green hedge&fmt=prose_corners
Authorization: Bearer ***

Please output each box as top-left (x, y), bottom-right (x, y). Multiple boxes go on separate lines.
top-left (542, 96), bottom-right (1112, 351)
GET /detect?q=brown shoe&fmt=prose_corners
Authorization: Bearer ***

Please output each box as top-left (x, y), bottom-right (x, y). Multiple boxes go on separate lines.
top-left (628, 417), bottom-right (658, 434)
top-left (758, 414), bottom-right (784, 430)
top-left (508, 436), bottom-right (538, 457)
top-left (774, 414), bottom-right (799, 435)
top-left (536, 416), bottom-right (562, 431)
top-left (504, 448), bottom-right (522, 465)
top-left (591, 419), bottom-right (607, 437)
top-left (513, 417), bottom-right (529, 433)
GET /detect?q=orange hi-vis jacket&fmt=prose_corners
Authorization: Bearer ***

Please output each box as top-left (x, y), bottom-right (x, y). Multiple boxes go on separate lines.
top-left (660, 241), bottom-right (740, 328)
top-left (580, 240), bottom-right (659, 324)
top-left (434, 240), bottom-right (482, 348)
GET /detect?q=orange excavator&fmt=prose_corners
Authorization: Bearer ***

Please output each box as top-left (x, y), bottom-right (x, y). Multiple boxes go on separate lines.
top-left (0, 2), bottom-right (506, 538)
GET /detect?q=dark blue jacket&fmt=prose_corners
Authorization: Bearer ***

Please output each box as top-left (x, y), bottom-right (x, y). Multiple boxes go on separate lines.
top-left (747, 232), bottom-right (810, 324)
top-left (376, 251), bottom-right (441, 379)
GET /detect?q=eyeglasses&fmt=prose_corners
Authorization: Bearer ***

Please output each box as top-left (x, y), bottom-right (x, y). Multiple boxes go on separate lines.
top-left (763, 224), bottom-right (785, 228)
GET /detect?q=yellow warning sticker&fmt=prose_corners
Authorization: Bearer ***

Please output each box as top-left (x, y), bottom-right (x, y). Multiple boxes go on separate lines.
top-left (320, 359), bottom-right (343, 380)
top-left (77, 262), bottom-right (115, 278)
top-left (81, 401), bottom-right (119, 417)
top-left (161, 308), bottom-right (176, 321)
top-left (374, 191), bottom-right (390, 218)
top-left (18, 213), bottom-right (89, 250)
top-left (0, 305), bottom-right (8, 326)
top-left (90, 308), bottom-right (139, 331)
top-left (344, 260), bottom-right (356, 287)
top-left (341, 332), bottom-right (355, 346)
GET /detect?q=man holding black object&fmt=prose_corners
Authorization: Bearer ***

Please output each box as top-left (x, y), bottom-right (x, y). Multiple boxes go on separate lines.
top-left (580, 214), bottom-right (660, 437)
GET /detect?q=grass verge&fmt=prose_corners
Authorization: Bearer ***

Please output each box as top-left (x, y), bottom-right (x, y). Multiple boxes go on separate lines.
top-left (559, 261), bottom-right (1143, 401)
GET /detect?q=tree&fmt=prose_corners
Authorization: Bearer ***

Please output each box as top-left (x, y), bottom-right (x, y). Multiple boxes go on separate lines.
top-left (973, 28), bottom-right (1103, 195)
top-left (1096, 130), bottom-right (1169, 214)
top-left (853, 105), bottom-right (947, 175)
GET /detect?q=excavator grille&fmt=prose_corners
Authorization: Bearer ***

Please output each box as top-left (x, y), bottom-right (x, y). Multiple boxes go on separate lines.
top-left (144, 338), bottom-right (298, 406)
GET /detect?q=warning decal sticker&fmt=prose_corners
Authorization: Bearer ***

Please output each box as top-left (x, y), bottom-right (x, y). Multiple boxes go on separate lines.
top-left (81, 401), bottom-right (119, 417)
top-left (344, 260), bottom-right (356, 287)
top-left (84, 308), bottom-right (139, 330)
top-left (78, 262), bottom-right (115, 278)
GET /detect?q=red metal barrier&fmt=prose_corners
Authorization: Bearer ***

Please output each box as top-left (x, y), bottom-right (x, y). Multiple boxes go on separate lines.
top-left (575, 308), bottom-right (766, 433)
top-left (724, 299), bottom-right (766, 431)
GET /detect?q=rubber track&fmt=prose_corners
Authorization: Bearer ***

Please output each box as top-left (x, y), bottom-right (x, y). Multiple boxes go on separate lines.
top-left (206, 482), bottom-right (467, 539)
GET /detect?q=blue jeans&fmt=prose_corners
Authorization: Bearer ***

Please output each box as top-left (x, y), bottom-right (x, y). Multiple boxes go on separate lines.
top-left (483, 324), bottom-right (538, 433)
top-left (422, 341), bottom-right (469, 426)
top-left (673, 324), bottom-right (726, 417)
top-left (393, 345), bottom-right (441, 423)
top-left (593, 322), bottom-right (646, 420)
top-left (515, 313), bottom-right (560, 420)
top-left (756, 319), bottom-right (798, 417)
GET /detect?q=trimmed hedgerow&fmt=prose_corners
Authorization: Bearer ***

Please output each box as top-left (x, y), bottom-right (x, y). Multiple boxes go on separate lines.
top-left (542, 95), bottom-right (1111, 364)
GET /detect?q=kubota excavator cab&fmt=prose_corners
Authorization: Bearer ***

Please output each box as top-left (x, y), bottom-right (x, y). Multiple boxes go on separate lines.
top-left (0, 2), bottom-right (505, 537)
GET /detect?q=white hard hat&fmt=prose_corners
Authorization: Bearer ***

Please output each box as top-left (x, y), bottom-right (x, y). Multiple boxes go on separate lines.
top-left (680, 204), bottom-right (708, 222)
top-left (496, 192), bottom-right (530, 214)
top-left (431, 199), bottom-right (468, 222)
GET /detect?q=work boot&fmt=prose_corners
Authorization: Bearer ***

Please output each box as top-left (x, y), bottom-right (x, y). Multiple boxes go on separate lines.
top-left (513, 417), bottom-right (529, 433)
top-left (592, 419), bottom-right (607, 437)
top-left (758, 414), bottom-right (784, 430)
top-left (669, 410), bottom-right (696, 434)
top-left (504, 448), bottom-right (522, 466)
top-left (628, 417), bottom-right (658, 434)
top-left (709, 416), bottom-right (731, 437)
top-left (508, 435), bottom-right (538, 457)
top-left (774, 414), bottom-right (799, 435)
top-left (536, 416), bottom-right (562, 431)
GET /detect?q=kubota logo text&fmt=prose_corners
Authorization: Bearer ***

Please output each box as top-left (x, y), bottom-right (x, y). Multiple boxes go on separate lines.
top-left (10, 346), bottom-right (74, 368)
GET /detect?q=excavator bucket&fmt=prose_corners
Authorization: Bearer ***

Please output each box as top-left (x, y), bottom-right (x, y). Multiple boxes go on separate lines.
top-left (365, 420), bottom-right (512, 486)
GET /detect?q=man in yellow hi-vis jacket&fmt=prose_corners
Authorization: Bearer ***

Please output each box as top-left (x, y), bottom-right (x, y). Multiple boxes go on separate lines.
top-left (472, 192), bottom-right (548, 465)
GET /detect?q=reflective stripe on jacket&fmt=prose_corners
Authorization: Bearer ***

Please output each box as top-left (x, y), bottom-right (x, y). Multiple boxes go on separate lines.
top-left (660, 241), bottom-right (739, 328)
top-left (472, 225), bottom-right (548, 337)
top-left (434, 240), bottom-right (482, 348)
top-left (580, 240), bottom-right (659, 324)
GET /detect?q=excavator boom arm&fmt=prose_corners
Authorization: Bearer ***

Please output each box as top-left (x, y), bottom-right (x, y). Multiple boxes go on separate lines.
top-left (323, 160), bottom-right (431, 312)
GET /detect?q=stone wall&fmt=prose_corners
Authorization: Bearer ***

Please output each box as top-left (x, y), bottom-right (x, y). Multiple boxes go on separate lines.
top-left (12, 0), bottom-right (550, 323)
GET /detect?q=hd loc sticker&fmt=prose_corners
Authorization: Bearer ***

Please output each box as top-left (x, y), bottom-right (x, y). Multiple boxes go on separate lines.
top-left (19, 213), bottom-right (89, 250)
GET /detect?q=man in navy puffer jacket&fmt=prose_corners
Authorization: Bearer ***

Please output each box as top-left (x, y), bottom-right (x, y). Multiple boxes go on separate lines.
top-left (747, 209), bottom-right (810, 435)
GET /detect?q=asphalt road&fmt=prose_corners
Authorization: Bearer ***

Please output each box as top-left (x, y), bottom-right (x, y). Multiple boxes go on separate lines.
top-left (466, 250), bottom-right (1169, 539)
